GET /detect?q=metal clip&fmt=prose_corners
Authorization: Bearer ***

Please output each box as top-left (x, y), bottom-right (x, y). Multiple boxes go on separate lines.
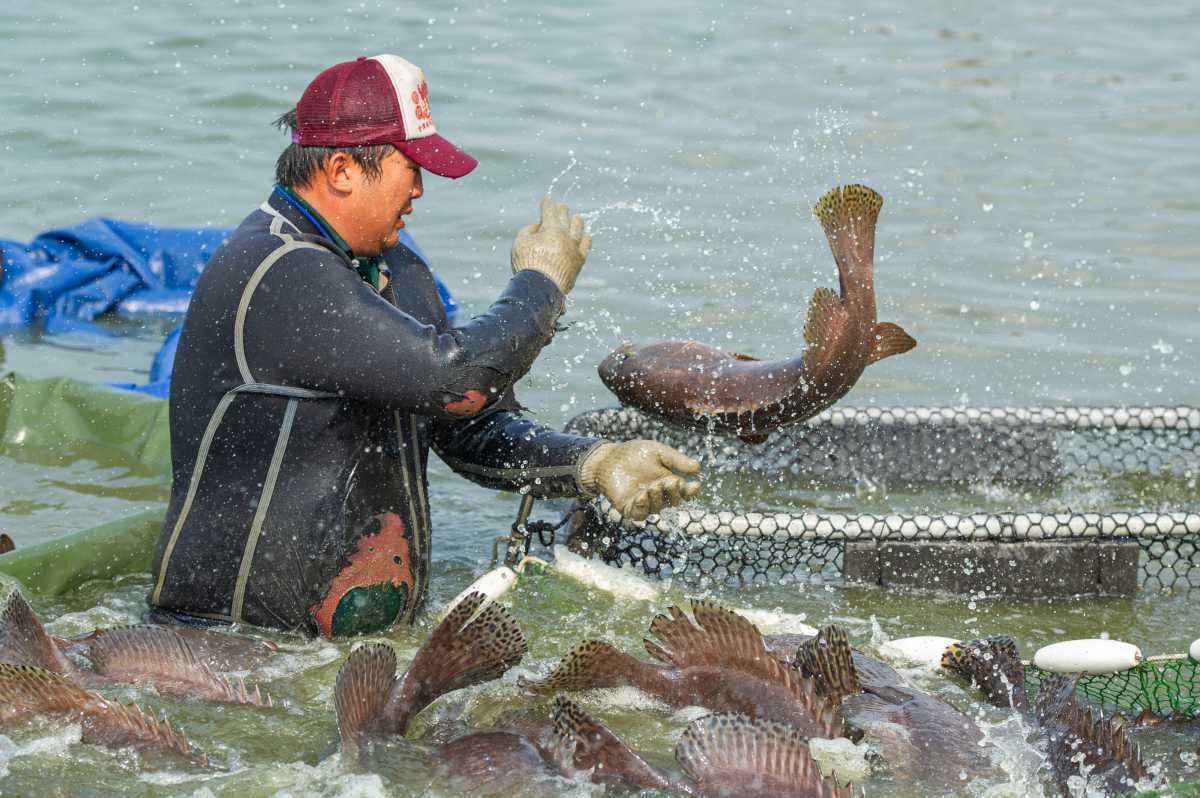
top-left (492, 493), bottom-right (536, 568)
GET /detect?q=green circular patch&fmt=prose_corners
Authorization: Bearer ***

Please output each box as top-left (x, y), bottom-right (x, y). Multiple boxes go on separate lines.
top-left (329, 582), bottom-right (407, 636)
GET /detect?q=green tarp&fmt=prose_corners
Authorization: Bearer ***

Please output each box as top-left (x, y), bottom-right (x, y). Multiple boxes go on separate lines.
top-left (0, 373), bottom-right (169, 594)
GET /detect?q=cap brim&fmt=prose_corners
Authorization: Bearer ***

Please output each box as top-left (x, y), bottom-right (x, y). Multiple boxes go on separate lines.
top-left (395, 134), bottom-right (477, 179)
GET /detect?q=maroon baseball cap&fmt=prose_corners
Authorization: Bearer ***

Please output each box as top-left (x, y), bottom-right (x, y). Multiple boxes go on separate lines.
top-left (295, 55), bottom-right (477, 179)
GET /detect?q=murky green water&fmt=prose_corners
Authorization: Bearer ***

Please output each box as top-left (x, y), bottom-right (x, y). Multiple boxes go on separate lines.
top-left (1, 1), bottom-right (1198, 795)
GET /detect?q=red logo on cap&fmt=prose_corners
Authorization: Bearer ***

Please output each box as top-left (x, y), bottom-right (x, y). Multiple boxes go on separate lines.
top-left (411, 81), bottom-right (432, 132)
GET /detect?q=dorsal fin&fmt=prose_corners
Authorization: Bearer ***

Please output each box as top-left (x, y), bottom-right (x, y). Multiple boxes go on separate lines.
top-left (1038, 674), bottom-right (1147, 794)
top-left (0, 663), bottom-right (204, 765)
top-left (646, 601), bottom-right (772, 673)
top-left (867, 322), bottom-right (916, 364)
top-left (87, 625), bottom-right (272, 707)
top-left (676, 713), bottom-right (850, 798)
top-left (0, 590), bottom-right (74, 674)
top-left (645, 601), bottom-right (841, 739)
top-left (385, 592), bottom-right (526, 733)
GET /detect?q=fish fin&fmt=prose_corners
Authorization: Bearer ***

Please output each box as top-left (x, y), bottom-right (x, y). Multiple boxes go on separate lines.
top-left (940, 635), bottom-right (1027, 711)
top-left (335, 643), bottom-right (397, 746)
top-left (0, 533), bottom-right (14, 554)
top-left (87, 625), bottom-right (272, 707)
top-left (552, 695), bottom-right (673, 790)
top-left (1038, 674), bottom-right (1147, 792)
top-left (0, 590), bottom-right (75, 673)
top-left (1034, 673), bottom-right (1080, 727)
top-left (813, 184), bottom-right (883, 243)
top-left (520, 640), bottom-right (642, 694)
top-left (866, 322), bottom-right (916, 365)
top-left (649, 601), bottom-right (842, 738)
top-left (802, 287), bottom-right (849, 375)
top-left (803, 287), bottom-right (847, 347)
top-left (738, 432), bottom-right (770, 445)
top-left (647, 601), bottom-right (769, 671)
top-left (387, 592), bottom-right (527, 733)
top-left (0, 663), bottom-right (204, 765)
top-left (676, 713), bottom-right (850, 798)
top-left (793, 625), bottom-right (861, 705)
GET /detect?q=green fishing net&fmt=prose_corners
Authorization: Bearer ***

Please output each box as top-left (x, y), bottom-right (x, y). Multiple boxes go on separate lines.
top-left (1026, 658), bottom-right (1200, 719)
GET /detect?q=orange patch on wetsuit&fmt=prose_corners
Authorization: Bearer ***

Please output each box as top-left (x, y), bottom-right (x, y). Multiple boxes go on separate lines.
top-left (311, 512), bottom-right (415, 637)
top-left (444, 389), bottom-right (487, 416)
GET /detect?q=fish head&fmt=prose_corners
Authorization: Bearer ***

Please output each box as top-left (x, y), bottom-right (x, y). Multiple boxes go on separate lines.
top-left (598, 343), bottom-right (637, 385)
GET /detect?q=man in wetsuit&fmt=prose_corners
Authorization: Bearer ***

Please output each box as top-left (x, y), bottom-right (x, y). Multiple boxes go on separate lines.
top-left (149, 55), bottom-right (700, 637)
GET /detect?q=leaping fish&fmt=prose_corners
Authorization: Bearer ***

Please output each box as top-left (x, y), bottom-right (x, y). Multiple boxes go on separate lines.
top-left (598, 185), bottom-right (915, 443)
top-left (521, 600), bottom-right (840, 739)
top-left (0, 589), bottom-right (273, 707)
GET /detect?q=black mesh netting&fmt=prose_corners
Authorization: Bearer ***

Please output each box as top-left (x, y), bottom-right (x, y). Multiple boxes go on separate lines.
top-left (562, 405), bottom-right (1200, 592)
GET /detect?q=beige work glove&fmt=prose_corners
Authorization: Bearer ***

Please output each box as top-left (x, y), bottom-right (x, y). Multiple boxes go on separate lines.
top-left (511, 197), bottom-right (592, 295)
top-left (579, 440), bottom-right (701, 522)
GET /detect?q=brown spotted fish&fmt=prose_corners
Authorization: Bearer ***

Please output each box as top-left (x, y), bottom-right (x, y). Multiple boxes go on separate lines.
top-left (794, 625), bottom-right (994, 790)
top-left (522, 600), bottom-right (839, 739)
top-left (0, 533), bottom-right (14, 554)
top-left (599, 185), bottom-right (915, 443)
top-left (943, 635), bottom-right (1149, 796)
top-left (0, 589), bottom-right (273, 707)
top-left (553, 697), bottom-right (850, 798)
top-left (335, 592), bottom-right (566, 795)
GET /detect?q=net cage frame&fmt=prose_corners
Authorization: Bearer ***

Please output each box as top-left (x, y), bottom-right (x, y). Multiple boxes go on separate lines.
top-left (562, 405), bottom-right (1200, 592)
top-left (558, 404), bottom-right (1200, 717)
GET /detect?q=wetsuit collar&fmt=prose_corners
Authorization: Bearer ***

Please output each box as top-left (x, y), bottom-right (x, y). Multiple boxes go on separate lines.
top-left (272, 184), bottom-right (384, 290)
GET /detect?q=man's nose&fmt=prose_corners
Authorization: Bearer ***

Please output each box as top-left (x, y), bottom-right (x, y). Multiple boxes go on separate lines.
top-left (411, 171), bottom-right (424, 199)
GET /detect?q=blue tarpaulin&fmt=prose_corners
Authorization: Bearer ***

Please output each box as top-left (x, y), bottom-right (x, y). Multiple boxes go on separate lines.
top-left (0, 219), bottom-right (454, 336)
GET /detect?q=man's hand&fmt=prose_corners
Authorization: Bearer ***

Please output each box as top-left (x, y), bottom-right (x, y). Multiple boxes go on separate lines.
top-left (579, 440), bottom-right (701, 522)
top-left (511, 197), bottom-right (592, 295)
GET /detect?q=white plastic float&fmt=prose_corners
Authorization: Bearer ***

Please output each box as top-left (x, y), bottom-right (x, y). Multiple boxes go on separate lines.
top-left (1033, 639), bottom-right (1143, 675)
top-left (877, 636), bottom-right (960, 670)
top-left (1191, 638), bottom-right (1200, 662)
top-left (440, 564), bottom-right (521, 620)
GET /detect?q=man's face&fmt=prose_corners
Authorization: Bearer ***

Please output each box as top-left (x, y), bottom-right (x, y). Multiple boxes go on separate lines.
top-left (347, 149), bottom-right (424, 256)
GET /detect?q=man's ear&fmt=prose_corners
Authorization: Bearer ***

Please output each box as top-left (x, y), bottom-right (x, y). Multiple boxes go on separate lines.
top-left (321, 152), bottom-right (358, 195)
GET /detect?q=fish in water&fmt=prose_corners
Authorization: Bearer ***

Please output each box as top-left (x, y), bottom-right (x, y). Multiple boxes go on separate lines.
top-left (522, 600), bottom-right (840, 739)
top-left (335, 591), bottom-right (573, 795)
top-left (791, 625), bottom-right (995, 792)
top-left (0, 589), bottom-right (273, 706)
top-left (552, 697), bottom-right (850, 798)
top-left (334, 591), bottom-right (529, 742)
top-left (942, 635), bottom-right (1149, 796)
top-left (0, 662), bottom-right (206, 765)
top-left (598, 185), bottom-right (915, 443)
top-left (0, 532), bottom-right (14, 554)
top-left (334, 593), bottom-right (848, 796)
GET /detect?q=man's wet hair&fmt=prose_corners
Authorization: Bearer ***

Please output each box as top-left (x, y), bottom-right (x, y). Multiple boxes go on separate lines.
top-left (273, 108), bottom-right (394, 189)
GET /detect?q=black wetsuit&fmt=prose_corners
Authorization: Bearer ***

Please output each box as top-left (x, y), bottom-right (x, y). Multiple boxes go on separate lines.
top-left (149, 190), bottom-right (601, 637)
